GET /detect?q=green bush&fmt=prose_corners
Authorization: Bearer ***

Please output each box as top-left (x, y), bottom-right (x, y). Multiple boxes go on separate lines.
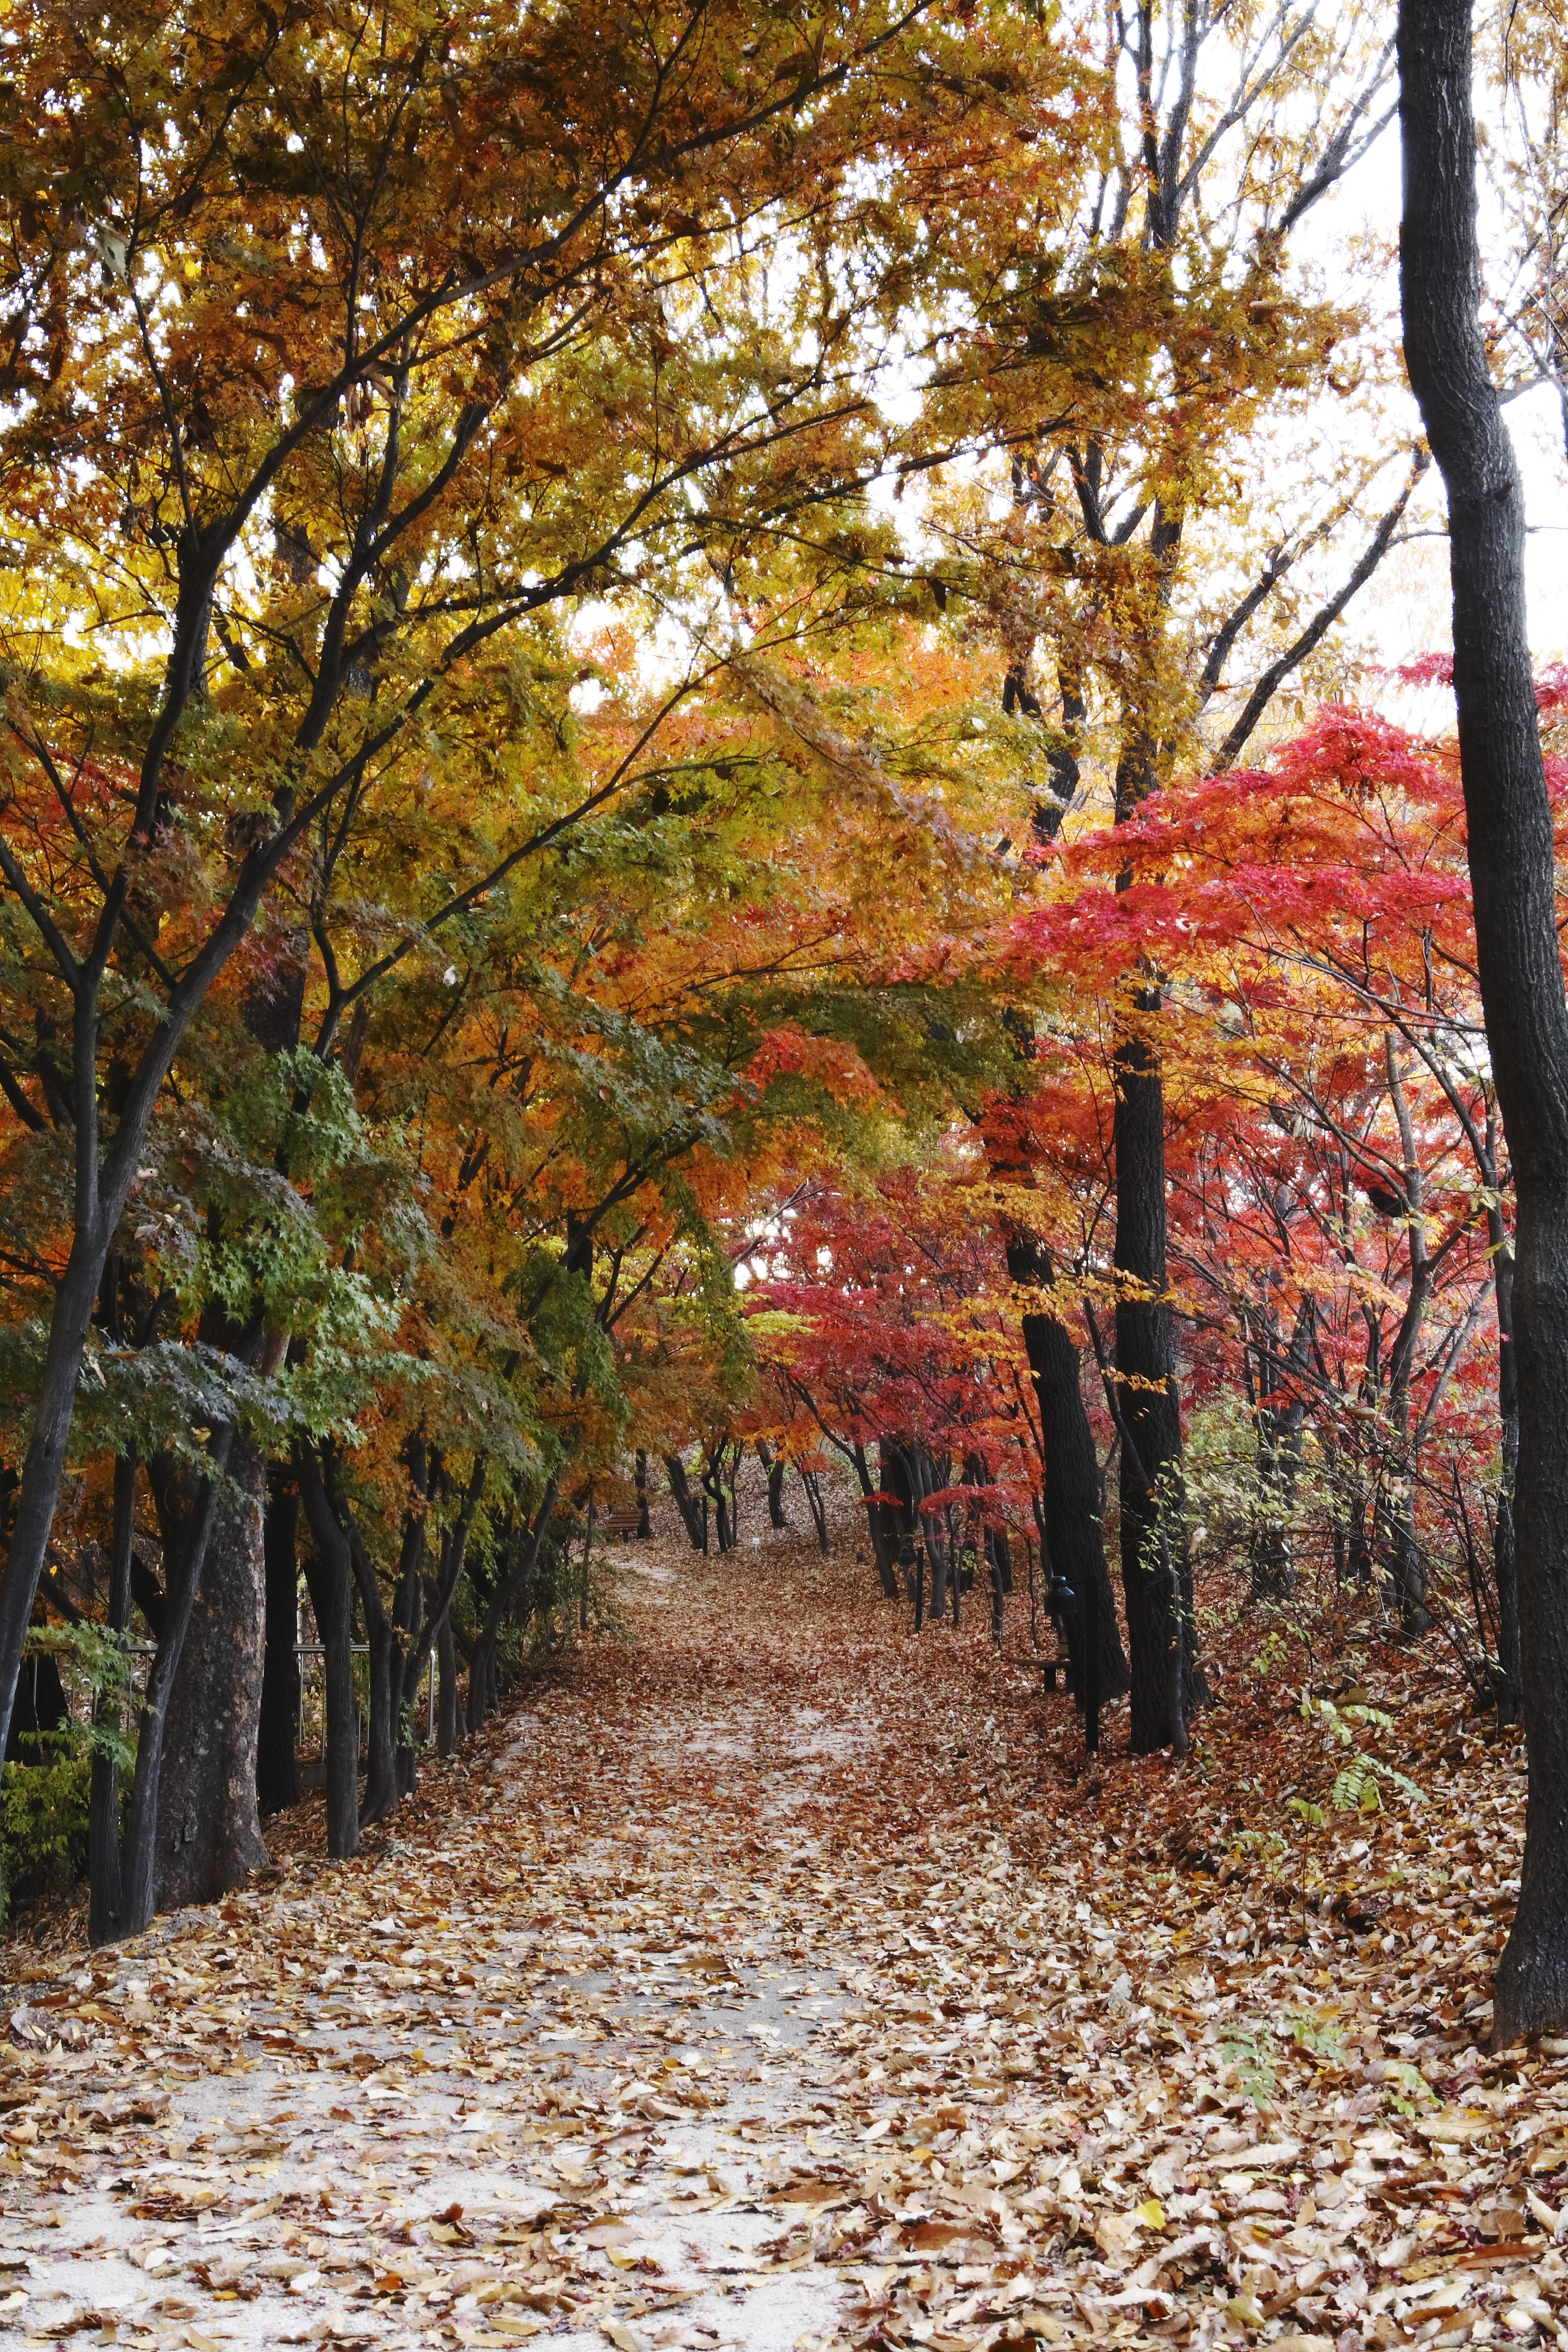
top-left (0, 1741), bottom-right (92, 1920)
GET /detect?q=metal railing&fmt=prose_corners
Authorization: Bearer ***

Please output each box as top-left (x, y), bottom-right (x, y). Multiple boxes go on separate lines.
top-left (292, 1641), bottom-right (436, 1765)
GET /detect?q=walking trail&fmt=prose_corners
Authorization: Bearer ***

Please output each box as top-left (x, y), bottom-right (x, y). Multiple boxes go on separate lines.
top-left (1, 1482), bottom-right (1564, 2352)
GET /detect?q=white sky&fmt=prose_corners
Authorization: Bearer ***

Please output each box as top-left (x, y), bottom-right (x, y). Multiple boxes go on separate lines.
top-left (1307, 114), bottom-right (1568, 697)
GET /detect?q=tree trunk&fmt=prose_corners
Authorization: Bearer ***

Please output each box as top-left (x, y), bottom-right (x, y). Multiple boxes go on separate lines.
top-left (663, 1454), bottom-right (708, 1552)
top-left (799, 1467), bottom-right (829, 1552)
top-left (436, 1608), bottom-right (459, 1756)
top-left (852, 1443), bottom-right (900, 1596)
top-left (635, 1450), bottom-right (653, 1538)
top-left (1399, 0), bottom-right (1568, 2039)
top-left (255, 1474), bottom-right (301, 1817)
top-left (1245, 1303), bottom-right (1312, 1602)
top-left (118, 1427), bottom-right (240, 1937)
top-left (1011, 1249), bottom-right (1129, 1700)
top-left (0, 1242), bottom-right (112, 1788)
top-left (155, 1431), bottom-right (271, 1909)
top-left (1490, 1191), bottom-right (1523, 1722)
top-left (88, 1450), bottom-right (136, 1945)
top-left (294, 1444), bottom-right (361, 1860)
top-left (1112, 1007), bottom-right (1201, 1751)
top-left (757, 1440), bottom-right (789, 1529)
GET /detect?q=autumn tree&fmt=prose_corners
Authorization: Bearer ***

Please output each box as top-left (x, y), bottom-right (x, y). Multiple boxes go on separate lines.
top-left (913, 0), bottom-right (1424, 1748)
top-left (1400, 0), bottom-right (1568, 2038)
top-left (0, 0), bottom-right (1096, 1882)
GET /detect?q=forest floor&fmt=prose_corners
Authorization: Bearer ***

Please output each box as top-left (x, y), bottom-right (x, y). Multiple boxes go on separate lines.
top-left (0, 1478), bottom-right (1563, 2352)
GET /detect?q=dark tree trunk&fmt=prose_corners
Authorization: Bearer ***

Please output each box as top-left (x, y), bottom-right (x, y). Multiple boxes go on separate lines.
top-left (635, 1450), bottom-right (653, 1538)
top-left (1011, 1257), bottom-right (1129, 1702)
top-left (1112, 1009), bottom-right (1201, 1751)
top-left (358, 1578), bottom-right (400, 1827)
top-left (256, 1474), bottom-right (301, 1817)
top-left (799, 1466), bottom-right (829, 1552)
top-left (702, 1440), bottom-right (740, 1551)
top-left (1245, 1303), bottom-right (1312, 1602)
top-left (5, 1648), bottom-right (68, 1761)
top-left (757, 1441), bottom-right (789, 1529)
top-left (1400, 0), bottom-right (1568, 2038)
top-left (88, 1450), bottom-right (136, 1944)
top-left (118, 1427), bottom-right (240, 1937)
top-left (155, 1431), bottom-right (271, 1909)
top-left (436, 1608), bottom-right (460, 1756)
top-left (465, 1478), bottom-right (560, 1733)
top-left (294, 1444), bottom-right (361, 1860)
top-left (851, 1444), bottom-right (900, 1595)
top-left (663, 1454), bottom-right (708, 1552)
top-left (1490, 1189), bottom-right (1523, 1722)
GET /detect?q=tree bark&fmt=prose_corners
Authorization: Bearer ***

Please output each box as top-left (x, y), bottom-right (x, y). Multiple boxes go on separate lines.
top-left (756, 1440), bottom-right (789, 1529)
top-left (1111, 1008), bottom-right (1202, 1751)
top-left (88, 1450), bottom-right (136, 1945)
top-left (256, 1474), bottom-right (301, 1817)
top-left (294, 1443), bottom-right (361, 1860)
top-left (1008, 1236), bottom-right (1130, 1700)
top-left (436, 1607), bottom-right (460, 1756)
top-left (851, 1443), bottom-right (900, 1595)
top-left (155, 1431), bottom-right (271, 1908)
top-left (1489, 1182), bottom-right (1523, 1721)
top-left (1399, 0), bottom-right (1568, 2038)
top-left (663, 1454), bottom-right (708, 1552)
top-left (118, 1426), bottom-right (239, 1937)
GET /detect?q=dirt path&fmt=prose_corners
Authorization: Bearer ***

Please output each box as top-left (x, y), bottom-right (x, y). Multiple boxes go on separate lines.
top-left (2, 1486), bottom-right (1566, 2352)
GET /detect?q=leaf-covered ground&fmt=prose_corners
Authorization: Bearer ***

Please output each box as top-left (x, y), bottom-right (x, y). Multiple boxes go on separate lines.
top-left (1, 1487), bottom-right (1562, 2352)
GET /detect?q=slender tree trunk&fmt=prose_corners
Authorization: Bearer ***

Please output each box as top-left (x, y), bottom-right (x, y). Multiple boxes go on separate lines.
top-left (466, 1478), bottom-right (560, 1733)
top-left (0, 1244), bottom-right (109, 1781)
top-left (256, 1474), bottom-right (301, 1817)
top-left (155, 1431), bottom-right (271, 1908)
top-left (360, 1605), bottom-right (399, 1825)
top-left (799, 1467), bottom-right (829, 1552)
top-left (851, 1443), bottom-right (900, 1595)
top-left (1490, 1190), bottom-right (1523, 1721)
top-left (1400, 0), bottom-right (1568, 2038)
top-left (436, 1608), bottom-right (459, 1756)
top-left (635, 1450), bottom-right (653, 1538)
top-left (295, 1444), bottom-right (361, 1860)
top-left (88, 1450), bottom-right (135, 1947)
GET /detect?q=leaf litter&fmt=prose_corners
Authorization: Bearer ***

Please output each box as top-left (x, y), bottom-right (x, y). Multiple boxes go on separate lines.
top-left (0, 1476), bottom-right (1561, 2352)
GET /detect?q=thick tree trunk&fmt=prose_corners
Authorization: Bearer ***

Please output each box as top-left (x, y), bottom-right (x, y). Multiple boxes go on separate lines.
top-left (1112, 1010), bottom-right (1202, 1751)
top-left (256, 1475), bottom-right (301, 1817)
top-left (1399, 0), bottom-right (1568, 2038)
top-left (155, 1432), bottom-right (271, 1909)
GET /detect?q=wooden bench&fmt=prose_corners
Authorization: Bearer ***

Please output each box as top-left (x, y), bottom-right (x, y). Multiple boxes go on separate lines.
top-left (1020, 1652), bottom-right (1076, 1693)
top-left (597, 1508), bottom-right (645, 1542)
